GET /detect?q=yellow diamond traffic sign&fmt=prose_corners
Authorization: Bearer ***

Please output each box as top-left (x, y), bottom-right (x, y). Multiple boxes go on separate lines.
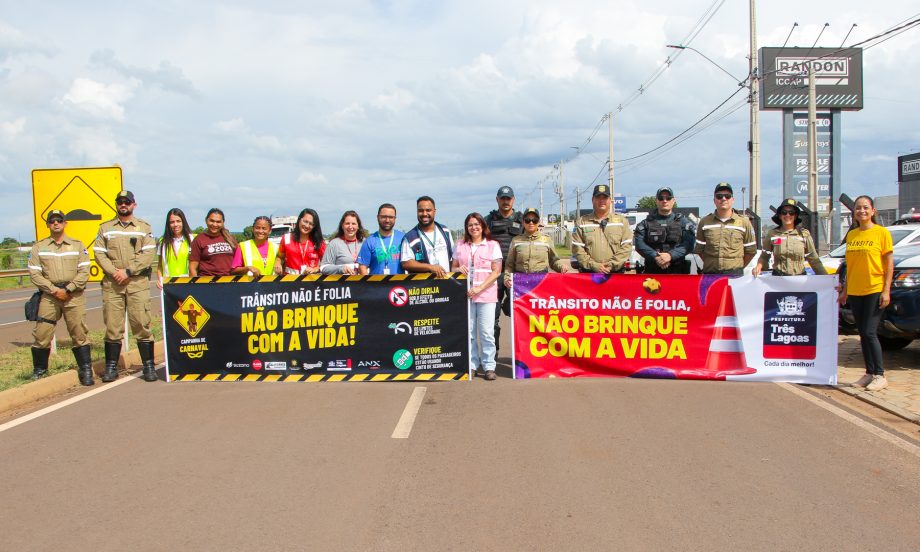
top-left (173, 295), bottom-right (210, 338)
top-left (31, 167), bottom-right (122, 281)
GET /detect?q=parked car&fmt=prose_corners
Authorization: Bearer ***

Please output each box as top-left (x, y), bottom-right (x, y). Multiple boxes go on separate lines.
top-left (839, 243), bottom-right (920, 350)
top-left (820, 223), bottom-right (920, 274)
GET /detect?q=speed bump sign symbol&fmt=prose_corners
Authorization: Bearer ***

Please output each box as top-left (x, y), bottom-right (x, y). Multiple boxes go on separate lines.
top-left (31, 167), bottom-right (122, 282)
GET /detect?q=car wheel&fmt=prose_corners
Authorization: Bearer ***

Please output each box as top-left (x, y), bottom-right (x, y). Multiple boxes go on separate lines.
top-left (878, 336), bottom-right (913, 351)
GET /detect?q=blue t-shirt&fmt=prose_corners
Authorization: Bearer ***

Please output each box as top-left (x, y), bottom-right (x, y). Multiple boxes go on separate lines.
top-left (357, 230), bottom-right (405, 274)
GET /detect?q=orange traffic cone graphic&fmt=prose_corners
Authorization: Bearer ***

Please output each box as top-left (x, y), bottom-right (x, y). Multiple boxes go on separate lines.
top-left (703, 285), bottom-right (756, 377)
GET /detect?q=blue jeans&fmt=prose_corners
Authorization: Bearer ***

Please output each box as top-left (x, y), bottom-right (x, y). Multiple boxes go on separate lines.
top-left (469, 301), bottom-right (497, 372)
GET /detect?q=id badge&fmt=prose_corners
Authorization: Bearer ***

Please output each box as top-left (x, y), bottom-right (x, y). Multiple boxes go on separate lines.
top-left (383, 266), bottom-right (391, 275)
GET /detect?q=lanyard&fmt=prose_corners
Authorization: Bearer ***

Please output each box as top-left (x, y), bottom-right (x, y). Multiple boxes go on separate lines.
top-left (379, 232), bottom-right (396, 257)
top-left (419, 227), bottom-right (438, 251)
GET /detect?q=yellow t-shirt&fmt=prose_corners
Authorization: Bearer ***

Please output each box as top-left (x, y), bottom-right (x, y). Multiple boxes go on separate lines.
top-left (845, 225), bottom-right (892, 296)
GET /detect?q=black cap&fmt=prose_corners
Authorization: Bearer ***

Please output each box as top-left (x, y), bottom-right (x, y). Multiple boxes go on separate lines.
top-left (116, 190), bottom-right (135, 202)
top-left (714, 182), bottom-right (733, 195)
top-left (46, 210), bottom-right (65, 223)
top-left (593, 184), bottom-right (611, 197)
top-left (497, 186), bottom-right (514, 198)
top-left (656, 187), bottom-right (674, 198)
top-left (523, 207), bottom-right (539, 218)
top-left (771, 198), bottom-right (802, 226)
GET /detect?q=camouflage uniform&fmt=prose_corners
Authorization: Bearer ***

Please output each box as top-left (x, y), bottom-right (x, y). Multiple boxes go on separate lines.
top-left (760, 227), bottom-right (827, 276)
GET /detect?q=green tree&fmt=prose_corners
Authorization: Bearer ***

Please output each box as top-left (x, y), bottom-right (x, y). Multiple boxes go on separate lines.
top-left (242, 225), bottom-right (253, 240)
top-left (0, 254), bottom-right (11, 269)
top-left (1, 237), bottom-right (18, 248)
top-left (635, 196), bottom-right (657, 210)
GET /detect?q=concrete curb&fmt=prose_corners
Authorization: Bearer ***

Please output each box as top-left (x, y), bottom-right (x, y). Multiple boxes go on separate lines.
top-left (838, 385), bottom-right (920, 425)
top-left (0, 341), bottom-right (165, 417)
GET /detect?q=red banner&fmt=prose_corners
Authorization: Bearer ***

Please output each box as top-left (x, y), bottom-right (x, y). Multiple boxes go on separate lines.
top-left (512, 273), bottom-right (759, 380)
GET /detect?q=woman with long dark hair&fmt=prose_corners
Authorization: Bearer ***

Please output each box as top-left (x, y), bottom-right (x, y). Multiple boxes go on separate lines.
top-left (157, 208), bottom-right (194, 287)
top-left (189, 208), bottom-right (238, 277)
top-left (321, 210), bottom-right (367, 275)
top-left (838, 195), bottom-right (893, 391)
top-left (275, 208), bottom-right (326, 275)
top-left (451, 212), bottom-right (503, 380)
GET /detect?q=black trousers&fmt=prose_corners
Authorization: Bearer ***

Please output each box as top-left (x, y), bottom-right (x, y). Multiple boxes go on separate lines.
top-left (849, 293), bottom-right (885, 375)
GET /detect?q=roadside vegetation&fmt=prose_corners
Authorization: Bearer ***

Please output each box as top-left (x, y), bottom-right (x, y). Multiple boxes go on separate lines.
top-left (0, 316), bottom-right (163, 392)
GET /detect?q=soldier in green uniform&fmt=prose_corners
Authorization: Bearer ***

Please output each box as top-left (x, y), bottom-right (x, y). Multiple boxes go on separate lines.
top-left (753, 198), bottom-right (827, 276)
top-left (28, 210), bottom-right (93, 385)
top-left (571, 184), bottom-right (633, 273)
top-left (503, 208), bottom-right (569, 287)
top-left (694, 182), bottom-right (757, 275)
top-left (93, 190), bottom-right (158, 382)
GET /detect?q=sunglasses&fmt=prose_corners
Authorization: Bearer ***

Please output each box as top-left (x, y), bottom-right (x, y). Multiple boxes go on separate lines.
top-left (523, 218), bottom-right (539, 224)
top-left (116, 199), bottom-right (133, 205)
top-left (779, 210), bottom-right (796, 216)
top-left (48, 218), bottom-right (65, 224)
top-left (657, 195), bottom-right (673, 201)
top-left (715, 193), bottom-right (732, 200)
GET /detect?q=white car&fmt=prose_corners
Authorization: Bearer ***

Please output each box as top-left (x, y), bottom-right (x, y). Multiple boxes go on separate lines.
top-left (820, 223), bottom-right (920, 274)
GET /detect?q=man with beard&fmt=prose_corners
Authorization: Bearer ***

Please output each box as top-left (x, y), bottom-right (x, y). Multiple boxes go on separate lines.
top-left (93, 190), bottom-right (158, 382)
top-left (358, 203), bottom-right (405, 275)
top-left (400, 196), bottom-right (454, 276)
top-left (485, 186), bottom-right (523, 350)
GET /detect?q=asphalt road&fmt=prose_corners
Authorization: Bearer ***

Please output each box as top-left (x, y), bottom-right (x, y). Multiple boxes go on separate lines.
top-left (0, 281), bottom-right (163, 353)
top-left (1, 373), bottom-right (919, 550)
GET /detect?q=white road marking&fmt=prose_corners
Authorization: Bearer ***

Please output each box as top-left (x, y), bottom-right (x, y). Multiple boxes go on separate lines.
top-left (776, 382), bottom-right (920, 458)
top-left (391, 386), bottom-right (427, 439)
top-left (0, 375), bottom-right (139, 434)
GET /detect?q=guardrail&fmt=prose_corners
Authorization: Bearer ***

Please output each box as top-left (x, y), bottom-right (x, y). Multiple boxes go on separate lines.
top-left (0, 268), bottom-right (29, 284)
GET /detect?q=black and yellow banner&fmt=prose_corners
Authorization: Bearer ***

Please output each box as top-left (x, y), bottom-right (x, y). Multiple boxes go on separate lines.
top-left (162, 274), bottom-right (470, 382)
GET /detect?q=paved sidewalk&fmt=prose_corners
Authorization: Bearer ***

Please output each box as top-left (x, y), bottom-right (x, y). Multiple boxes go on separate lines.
top-left (836, 335), bottom-right (920, 423)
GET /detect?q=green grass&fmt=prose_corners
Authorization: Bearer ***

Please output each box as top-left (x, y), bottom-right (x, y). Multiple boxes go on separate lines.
top-left (0, 316), bottom-right (163, 392)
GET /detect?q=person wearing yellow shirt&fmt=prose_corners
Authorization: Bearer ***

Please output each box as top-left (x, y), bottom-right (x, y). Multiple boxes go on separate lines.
top-left (837, 195), bottom-right (893, 392)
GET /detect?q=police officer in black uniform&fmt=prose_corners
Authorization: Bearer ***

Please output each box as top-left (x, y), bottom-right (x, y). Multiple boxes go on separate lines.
top-left (633, 187), bottom-right (695, 274)
top-left (485, 186), bottom-right (523, 349)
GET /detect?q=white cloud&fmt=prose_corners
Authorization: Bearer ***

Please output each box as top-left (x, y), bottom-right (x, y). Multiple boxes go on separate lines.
top-left (0, 19), bottom-right (57, 61)
top-left (60, 78), bottom-right (135, 121)
top-left (296, 171), bottom-right (328, 185)
top-left (0, 117), bottom-right (26, 140)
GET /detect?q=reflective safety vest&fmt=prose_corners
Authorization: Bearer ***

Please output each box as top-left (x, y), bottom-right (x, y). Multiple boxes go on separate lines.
top-left (159, 235), bottom-right (193, 277)
top-left (240, 240), bottom-right (278, 275)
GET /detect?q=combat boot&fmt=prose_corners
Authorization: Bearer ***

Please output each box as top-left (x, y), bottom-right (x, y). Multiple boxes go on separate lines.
top-left (31, 347), bottom-right (51, 380)
top-left (72, 344), bottom-right (94, 386)
top-left (138, 340), bottom-right (157, 382)
top-left (102, 341), bottom-right (121, 382)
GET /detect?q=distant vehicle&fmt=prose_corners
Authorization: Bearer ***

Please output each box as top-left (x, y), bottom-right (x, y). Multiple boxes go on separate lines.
top-left (269, 215), bottom-right (297, 246)
top-left (819, 223), bottom-right (920, 274)
top-left (839, 243), bottom-right (920, 350)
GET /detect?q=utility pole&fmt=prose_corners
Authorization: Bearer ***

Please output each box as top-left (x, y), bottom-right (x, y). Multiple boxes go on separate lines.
top-left (575, 187), bottom-right (581, 222)
top-left (608, 112), bottom-right (615, 195)
top-left (557, 160), bottom-right (566, 227)
top-left (807, 64), bottom-right (819, 232)
top-left (539, 179), bottom-right (544, 222)
top-left (749, 0), bottom-right (761, 216)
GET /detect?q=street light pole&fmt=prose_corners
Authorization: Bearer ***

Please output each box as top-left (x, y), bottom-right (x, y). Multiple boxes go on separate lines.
top-left (749, 0), bottom-right (761, 217)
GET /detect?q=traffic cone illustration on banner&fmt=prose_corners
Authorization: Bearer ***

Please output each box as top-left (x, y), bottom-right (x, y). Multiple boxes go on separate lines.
top-left (703, 285), bottom-right (757, 377)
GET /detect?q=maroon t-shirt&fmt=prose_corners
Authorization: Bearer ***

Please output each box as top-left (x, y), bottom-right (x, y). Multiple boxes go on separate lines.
top-left (190, 233), bottom-right (235, 276)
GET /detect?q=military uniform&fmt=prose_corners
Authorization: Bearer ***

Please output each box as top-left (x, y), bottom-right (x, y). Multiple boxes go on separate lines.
top-left (505, 232), bottom-right (564, 275)
top-left (93, 200), bottom-right (157, 381)
top-left (759, 227), bottom-right (827, 276)
top-left (693, 211), bottom-right (757, 274)
top-left (28, 229), bottom-right (93, 384)
top-left (571, 212), bottom-right (633, 272)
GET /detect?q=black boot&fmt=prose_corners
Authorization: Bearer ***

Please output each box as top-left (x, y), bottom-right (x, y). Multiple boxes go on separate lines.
top-left (102, 341), bottom-right (121, 382)
top-left (72, 344), bottom-right (94, 386)
top-left (138, 340), bottom-right (157, 382)
top-left (31, 347), bottom-right (50, 380)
